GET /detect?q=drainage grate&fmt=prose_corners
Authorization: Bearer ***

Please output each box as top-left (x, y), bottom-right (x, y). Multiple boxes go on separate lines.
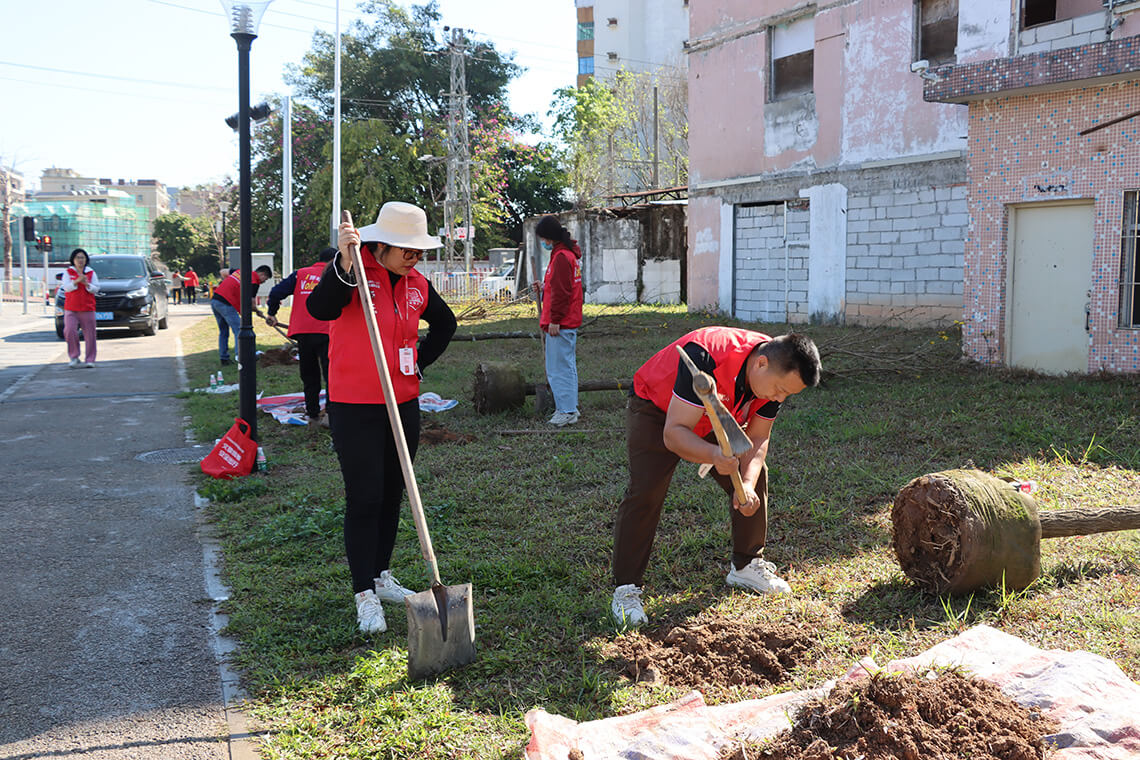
top-left (136, 446), bottom-right (210, 464)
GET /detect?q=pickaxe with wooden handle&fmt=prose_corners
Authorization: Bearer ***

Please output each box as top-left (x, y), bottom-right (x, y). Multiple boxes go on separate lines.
top-left (675, 345), bottom-right (753, 504)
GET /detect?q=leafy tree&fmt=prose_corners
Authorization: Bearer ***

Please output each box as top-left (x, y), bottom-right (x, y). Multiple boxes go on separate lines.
top-left (550, 78), bottom-right (622, 208)
top-left (153, 213), bottom-right (206, 268)
top-left (250, 0), bottom-right (558, 263)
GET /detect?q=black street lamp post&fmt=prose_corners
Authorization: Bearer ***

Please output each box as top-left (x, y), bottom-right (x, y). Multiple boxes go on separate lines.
top-left (217, 200), bottom-right (230, 268)
top-left (221, 0), bottom-right (272, 441)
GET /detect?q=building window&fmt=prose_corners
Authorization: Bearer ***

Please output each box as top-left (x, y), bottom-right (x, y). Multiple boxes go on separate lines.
top-left (1120, 190), bottom-right (1140, 328)
top-left (607, 17), bottom-right (618, 27)
top-left (577, 21), bottom-right (594, 41)
top-left (607, 51), bottom-right (618, 61)
top-left (917, 0), bottom-right (957, 66)
top-left (770, 15), bottom-right (814, 101)
top-left (1022, 0), bottom-right (1098, 29)
top-left (578, 56), bottom-right (594, 76)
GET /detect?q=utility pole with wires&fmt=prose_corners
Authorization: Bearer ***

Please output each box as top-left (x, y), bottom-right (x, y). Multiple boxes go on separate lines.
top-left (443, 26), bottom-right (474, 273)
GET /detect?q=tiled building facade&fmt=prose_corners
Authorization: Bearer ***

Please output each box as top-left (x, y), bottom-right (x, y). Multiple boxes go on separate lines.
top-left (928, 36), bottom-right (1140, 372)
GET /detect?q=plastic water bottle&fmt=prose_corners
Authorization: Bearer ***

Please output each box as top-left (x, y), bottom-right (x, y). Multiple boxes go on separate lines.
top-left (256, 446), bottom-right (268, 472)
top-left (209, 373), bottom-right (217, 390)
top-left (216, 371), bottom-right (223, 386)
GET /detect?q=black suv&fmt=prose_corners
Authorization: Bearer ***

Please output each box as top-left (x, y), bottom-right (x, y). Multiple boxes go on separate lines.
top-left (55, 254), bottom-right (170, 338)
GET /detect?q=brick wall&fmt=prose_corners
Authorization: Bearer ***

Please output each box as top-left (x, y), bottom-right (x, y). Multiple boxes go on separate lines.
top-left (731, 178), bottom-right (967, 327)
top-left (843, 185), bottom-right (967, 325)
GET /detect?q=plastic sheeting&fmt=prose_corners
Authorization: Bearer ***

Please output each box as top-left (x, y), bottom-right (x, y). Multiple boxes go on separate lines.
top-left (524, 625), bottom-right (1140, 760)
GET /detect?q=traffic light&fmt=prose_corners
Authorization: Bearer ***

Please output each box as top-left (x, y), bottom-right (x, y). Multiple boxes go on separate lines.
top-left (225, 101), bottom-right (273, 131)
top-left (42, 235), bottom-right (52, 252)
top-left (22, 216), bottom-right (35, 241)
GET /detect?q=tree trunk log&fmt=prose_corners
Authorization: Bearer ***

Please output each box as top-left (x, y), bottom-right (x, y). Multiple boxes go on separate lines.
top-left (1039, 506), bottom-right (1140, 539)
top-left (525, 379), bottom-right (632, 395)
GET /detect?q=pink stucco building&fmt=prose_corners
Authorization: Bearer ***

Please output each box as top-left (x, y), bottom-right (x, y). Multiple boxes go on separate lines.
top-left (687, 0), bottom-right (1140, 373)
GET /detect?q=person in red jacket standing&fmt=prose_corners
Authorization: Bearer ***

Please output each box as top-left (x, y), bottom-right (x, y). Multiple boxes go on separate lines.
top-left (182, 267), bottom-right (199, 304)
top-left (534, 215), bottom-right (584, 426)
top-left (307, 202), bottom-right (457, 635)
top-left (60, 248), bottom-right (100, 368)
top-left (609, 328), bottom-right (821, 628)
top-left (266, 247), bottom-right (336, 427)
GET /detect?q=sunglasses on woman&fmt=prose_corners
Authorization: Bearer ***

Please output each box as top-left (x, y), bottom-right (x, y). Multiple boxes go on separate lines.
top-left (400, 248), bottom-right (424, 262)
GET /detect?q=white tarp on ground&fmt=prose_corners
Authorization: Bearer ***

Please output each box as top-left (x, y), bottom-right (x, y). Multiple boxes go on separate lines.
top-left (524, 625), bottom-right (1140, 760)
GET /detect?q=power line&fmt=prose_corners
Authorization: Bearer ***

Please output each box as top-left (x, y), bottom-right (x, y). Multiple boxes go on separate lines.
top-left (0, 60), bottom-right (230, 92)
top-left (0, 75), bottom-right (229, 106)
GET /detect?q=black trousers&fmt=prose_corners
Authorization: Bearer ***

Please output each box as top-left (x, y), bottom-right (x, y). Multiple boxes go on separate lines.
top-left (183, 285), bottom-right (196, 304)
top-left (295, 333), bottom-right (330, 418)
top-left (328, 399), bottom-right (420, 594)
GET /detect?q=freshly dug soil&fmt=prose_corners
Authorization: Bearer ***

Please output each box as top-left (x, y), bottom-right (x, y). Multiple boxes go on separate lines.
top-left (420, 420), bottom-right (476, 445)
top-left (721, 669), bottom-right (1057, 760)
top-left (609, 621), bottom-right (814, 692)
top-left (258, 347), bottom-right (298, 366)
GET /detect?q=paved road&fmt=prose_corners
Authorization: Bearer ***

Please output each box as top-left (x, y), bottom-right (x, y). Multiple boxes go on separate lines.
top-left (0, 303), bottom-right (242, 760)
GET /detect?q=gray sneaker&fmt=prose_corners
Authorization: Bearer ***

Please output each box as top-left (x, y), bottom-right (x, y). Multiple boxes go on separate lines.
top-left (374, 570), bottom-right (415, 603)
top-left (549, 410), bottom-right (580, 426)
top-left (354, 589), bottom-right (387, 633)
top-left (611, 584), bottom-right (648, 627)
top-left (726, 558), bottom-right (792, 594)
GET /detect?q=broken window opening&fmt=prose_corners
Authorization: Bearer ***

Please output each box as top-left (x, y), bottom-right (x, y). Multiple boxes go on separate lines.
top-left (917, 0), bottom-right (958, 66)
top-left (770, 15), bottom-right (814, 101)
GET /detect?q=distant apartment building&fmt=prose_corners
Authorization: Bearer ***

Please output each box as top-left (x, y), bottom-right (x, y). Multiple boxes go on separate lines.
top-left (575, 0), bottom-right (689, 86)
top-left (1, 167), bottom-right (26, 203)
top-left (38, 168), bottom-right (170, 227)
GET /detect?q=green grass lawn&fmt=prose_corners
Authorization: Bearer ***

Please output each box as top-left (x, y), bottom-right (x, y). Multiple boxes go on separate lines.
top-left (181, 303), bottom-right (1140, 759)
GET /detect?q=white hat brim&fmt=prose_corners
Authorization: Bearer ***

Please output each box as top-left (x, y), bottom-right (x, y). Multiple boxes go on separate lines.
top-left (357, 223), bottom-right (442, 250)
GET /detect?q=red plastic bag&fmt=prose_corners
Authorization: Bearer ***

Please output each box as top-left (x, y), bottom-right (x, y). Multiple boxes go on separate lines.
top-left (200, 417), bottom-right (257, 479)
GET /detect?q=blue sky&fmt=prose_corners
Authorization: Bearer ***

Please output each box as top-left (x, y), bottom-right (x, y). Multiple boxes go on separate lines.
top-left (0, 0), bottom-right (577, 191)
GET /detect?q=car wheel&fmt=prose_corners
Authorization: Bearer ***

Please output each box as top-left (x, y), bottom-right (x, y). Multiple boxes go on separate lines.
top-left (158, 314), bottom-right (169, 330)
top-left (141, 310), bottom-right (158, 336)
top-left (55, 320), bottom-right (64, 340)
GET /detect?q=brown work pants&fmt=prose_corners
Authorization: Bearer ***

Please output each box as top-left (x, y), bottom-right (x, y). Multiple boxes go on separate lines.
top-left (612, 395), bottom-right (768, 587)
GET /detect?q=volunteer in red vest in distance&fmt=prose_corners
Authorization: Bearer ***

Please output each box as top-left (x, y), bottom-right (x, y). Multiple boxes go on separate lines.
top-left (60, 248), bottom-right (100, 368)
top-left (265, 247), bottom-right (336, 427)
top-left (182, 266), bottom-right (199, 304)
top-left (210, 264), bottom-right (272, 366)
top-left (307, 202), bottom-right (457, 635)
top-left (610, 328), bottom-right (822, 628)
top-left (534, 215), bottom-right (584, 427)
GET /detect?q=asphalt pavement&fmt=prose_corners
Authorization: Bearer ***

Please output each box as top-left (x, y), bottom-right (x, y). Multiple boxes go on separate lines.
top-left (0, 303), bottom-right (255, 759)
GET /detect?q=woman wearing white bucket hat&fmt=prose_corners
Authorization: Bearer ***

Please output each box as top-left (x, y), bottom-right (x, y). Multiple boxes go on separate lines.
top-left (307, 201), bottom-right (457, 635)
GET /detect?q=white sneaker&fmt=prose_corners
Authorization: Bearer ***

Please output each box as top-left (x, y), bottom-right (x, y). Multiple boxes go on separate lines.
top-left (84, 362), bottom-right (95, 368)
top-left (611, 584), bottom-right (648, 627)
top-left (374, 570), bottom-right (415, 603)
top-left (354, 589), bottom-right (387, 633)
top-left (549, 410), bottom-right (580, 427)
top-left (68, 358), bottom-right (80, 368)
top-left (726, 558), bottom-right (792, 594)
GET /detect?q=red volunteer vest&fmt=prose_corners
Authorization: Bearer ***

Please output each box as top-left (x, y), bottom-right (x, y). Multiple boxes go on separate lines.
top-left (539, 243), bottom-right (583, 330)
top-left (328, 260), bottom-right (429, 404)
top-left (63, 267), bottom-right (96, 312)
top-left (213, 270), bottom-right (242, 307)
top-left (183, 270), bottom-right (199, 287)
top-left (286, 262), bottom-right (330, 337)
top-left (633, 327), bottom-right (772, 438)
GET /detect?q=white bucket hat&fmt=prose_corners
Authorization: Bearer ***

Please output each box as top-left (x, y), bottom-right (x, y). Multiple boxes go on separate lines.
top-left (356, 201), bottom-right (442, 250)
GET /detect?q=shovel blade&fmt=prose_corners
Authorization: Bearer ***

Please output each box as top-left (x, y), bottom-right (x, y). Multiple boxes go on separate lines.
top-left (405, 583), bottom-right (476, 680)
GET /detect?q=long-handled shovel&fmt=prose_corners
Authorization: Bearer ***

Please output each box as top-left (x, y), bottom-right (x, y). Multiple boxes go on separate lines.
top-left (342, 210), bottom-right (476, 680)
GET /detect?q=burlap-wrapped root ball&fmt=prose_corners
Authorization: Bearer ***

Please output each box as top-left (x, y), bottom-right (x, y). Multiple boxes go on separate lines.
top-left (891, 469), bottom-right (1042, 595)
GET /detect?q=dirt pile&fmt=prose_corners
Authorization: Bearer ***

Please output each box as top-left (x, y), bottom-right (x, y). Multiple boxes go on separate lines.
top-left (721, 669), bottom-right (1056, 760)
top-left (609, 621), bottom-right (814, 692)
top-left (420, 421), bottom-right (476, 445)
top-left (258, 347), bottom-right (297, 366)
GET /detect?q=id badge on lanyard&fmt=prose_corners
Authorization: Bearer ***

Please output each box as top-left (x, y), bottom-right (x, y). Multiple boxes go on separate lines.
top-left (398, 346), bottom-right (415, 376)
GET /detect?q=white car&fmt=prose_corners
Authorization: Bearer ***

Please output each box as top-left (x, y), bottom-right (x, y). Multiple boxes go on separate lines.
top-left (479, 261), bottom-right (516, 301)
